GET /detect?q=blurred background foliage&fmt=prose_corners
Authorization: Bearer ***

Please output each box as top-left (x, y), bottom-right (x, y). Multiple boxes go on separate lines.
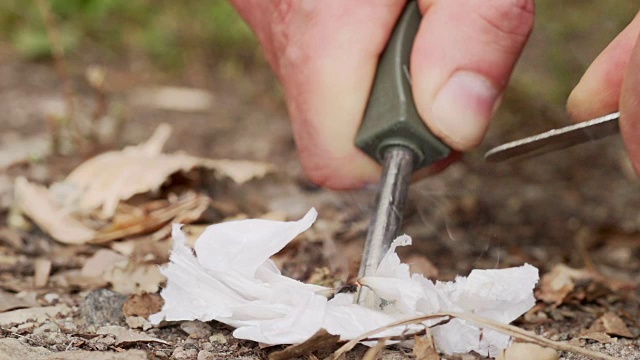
top-left (0, 0), bottom-right (636, 112)
top-left (0, 0), bottom-right (259, 70)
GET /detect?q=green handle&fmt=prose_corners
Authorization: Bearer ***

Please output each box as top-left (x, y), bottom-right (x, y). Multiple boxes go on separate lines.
top-left (355, 1), bottom-right (450, 169)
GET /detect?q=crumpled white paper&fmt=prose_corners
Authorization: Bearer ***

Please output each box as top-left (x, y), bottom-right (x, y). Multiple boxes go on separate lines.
top-left (151, 208), bottom-right (539, 357)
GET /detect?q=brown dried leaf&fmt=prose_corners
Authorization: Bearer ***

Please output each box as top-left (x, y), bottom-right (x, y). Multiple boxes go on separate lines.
top-left (580, 331), bottom-right (613, 343)
top-left (0, 305), bottom-right (70, 327)
top-left (123, 293), bottom-right (164, 318)
top-left (55, 124), bottom-right (271, 217)
top-left (90, 192), bottom-right (209, 244)
top-left (413, 333), bottom-right (440, 360)
top-left (268, 329), bottom-right (340, 360)
top-left (96, 325), bottom-right (169, 346)
top-left (81, 249), bottom-right (127, 278)
top-left (102, 261), bottom-right (165, 295)
top-left (496, 343), bottom-right (558, 360)
top-left (0, 290), bottom-right (38, 313)
top-left (597, 312), bottom-right (633, 338)
top-left (536, 264), bottom-right (592, 305)
top-left (14, 177), bottom-right (95, 245)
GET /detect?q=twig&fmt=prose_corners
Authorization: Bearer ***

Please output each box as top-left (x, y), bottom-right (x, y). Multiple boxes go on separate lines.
top-left (328, 312), bottom-right (618, 360)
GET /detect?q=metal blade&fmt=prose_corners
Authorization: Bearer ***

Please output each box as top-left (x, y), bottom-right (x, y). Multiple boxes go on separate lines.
top-left (485, 112), bottom-right (620, 162)
top-left (355, 146), bottom-right (414, 308)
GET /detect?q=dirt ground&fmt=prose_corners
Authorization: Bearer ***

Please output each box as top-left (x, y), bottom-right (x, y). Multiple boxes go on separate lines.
top-left (1, 13), bottom-right (640, 359)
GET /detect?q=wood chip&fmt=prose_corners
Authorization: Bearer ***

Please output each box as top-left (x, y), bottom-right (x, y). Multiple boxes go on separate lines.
top-left (496, 342), bottom-right (558, 360)
top-left (33, 259), bottom-right (52, 288)
top-left (96, 325), bottom-right (169, 346)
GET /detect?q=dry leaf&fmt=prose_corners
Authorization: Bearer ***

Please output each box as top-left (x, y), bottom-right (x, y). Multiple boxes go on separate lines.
top-left (14, 177), bottom-right (95, 245)
top-left (33, 259), bottom-right (52, 288)
top-left (123, 293), bottom-right (164, 318)
top-left (414, 333), bottom-right (440, 360)
top-left (81, 249), bottom-right (127, 278)
top-left (496, 342), bottom-right (558, 360)
top-left (91, 192), bottom-right (209, 244)
top-left (596, 312), bottom-right (633, 338)
top-left (579, 331), bottom-right (613, 343)
top-left (0, 305), bottom-right (70, 327)
top-left (50, 269), bottom-right (108, 290)
top-left (0, 290), bottom-right (38, 313)
top-left (0, 338), bottom-right (148, 360)
top-left (96, 325), bottom-right (168, 346)
top-left (536, 264), bottom-right (592, 305)
top-left (54, 124), bottom-right (271, 217)
top-left (268, 330), bottom-right (340, 360)
top-left (102, 261), bottom-right (165, 295)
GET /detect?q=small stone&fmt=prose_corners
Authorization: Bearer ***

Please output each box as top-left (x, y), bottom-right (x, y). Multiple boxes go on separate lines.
top-left (80, 289), bottom-right (127, 327)
top-left (16, 322), bottom-right (35, 332)
top-left (197, 350), bottom-right (216, 360)
top-left (180, 320), bottom-right (212, 339)
top-left (97, 335), bottom-right (116, 346)
top-left (209, 333), bottom-right (227, 345)
top-left (154, 350), bottom-right (170, 359)
top-left (33, 322), bottom-right (59, 335)
top-left (59, 320), bottom-right (77, 332)
top-left (173, 346), bottom-right (198, 360)
top-left (43, 293), bottom-right (60, 304)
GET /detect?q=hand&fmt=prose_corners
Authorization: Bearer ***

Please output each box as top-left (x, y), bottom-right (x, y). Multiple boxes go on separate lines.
top-left (231, 0), bottom-right (534, 189)
top-left (567, 11), bottom-right (640, 175)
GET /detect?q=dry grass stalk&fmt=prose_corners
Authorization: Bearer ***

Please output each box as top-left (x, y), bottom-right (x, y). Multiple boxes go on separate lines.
top-left (328, 312), bottom-right (619, 360)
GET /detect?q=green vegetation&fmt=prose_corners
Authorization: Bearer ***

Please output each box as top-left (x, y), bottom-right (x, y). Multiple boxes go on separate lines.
top-left (0, 0), bottom-right (259, 70)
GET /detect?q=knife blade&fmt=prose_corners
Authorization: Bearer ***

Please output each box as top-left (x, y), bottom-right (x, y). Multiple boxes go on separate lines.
top-left (485, 112), bottom-right (620, 162)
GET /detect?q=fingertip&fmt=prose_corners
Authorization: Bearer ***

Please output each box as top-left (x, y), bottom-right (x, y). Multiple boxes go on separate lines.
top-left (619, 15), bottom-right (640, 176)
top-left (411, 0), bottom-right (534, 151)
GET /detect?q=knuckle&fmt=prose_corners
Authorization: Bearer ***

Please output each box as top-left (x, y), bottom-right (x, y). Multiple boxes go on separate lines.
top-left (474, 0), bottom-right (535, 39)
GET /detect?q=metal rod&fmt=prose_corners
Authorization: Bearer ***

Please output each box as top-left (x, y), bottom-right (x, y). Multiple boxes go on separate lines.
top-left (355, 146), bottom-right (415, 307)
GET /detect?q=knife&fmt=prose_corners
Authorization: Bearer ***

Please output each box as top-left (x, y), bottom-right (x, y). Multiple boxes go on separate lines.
top-left (485, 112), bottom-right (620, 162)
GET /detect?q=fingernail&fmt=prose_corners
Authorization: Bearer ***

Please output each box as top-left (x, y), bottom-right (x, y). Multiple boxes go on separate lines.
top-left (431, 71), bottom-right (500, 150)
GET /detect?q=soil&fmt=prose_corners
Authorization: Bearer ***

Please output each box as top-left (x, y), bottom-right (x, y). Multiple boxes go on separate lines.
top-left (1, 35), bottom-right (639, 360)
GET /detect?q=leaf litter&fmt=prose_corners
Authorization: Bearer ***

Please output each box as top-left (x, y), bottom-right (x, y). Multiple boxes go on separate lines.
top-left (1, 105), bottom-right (636, 360)
top-left (14, 123), bottom-right (272, 245)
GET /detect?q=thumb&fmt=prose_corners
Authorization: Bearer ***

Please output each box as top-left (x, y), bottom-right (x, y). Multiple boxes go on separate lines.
top-left (412, 0), bottom-right (535, 151)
